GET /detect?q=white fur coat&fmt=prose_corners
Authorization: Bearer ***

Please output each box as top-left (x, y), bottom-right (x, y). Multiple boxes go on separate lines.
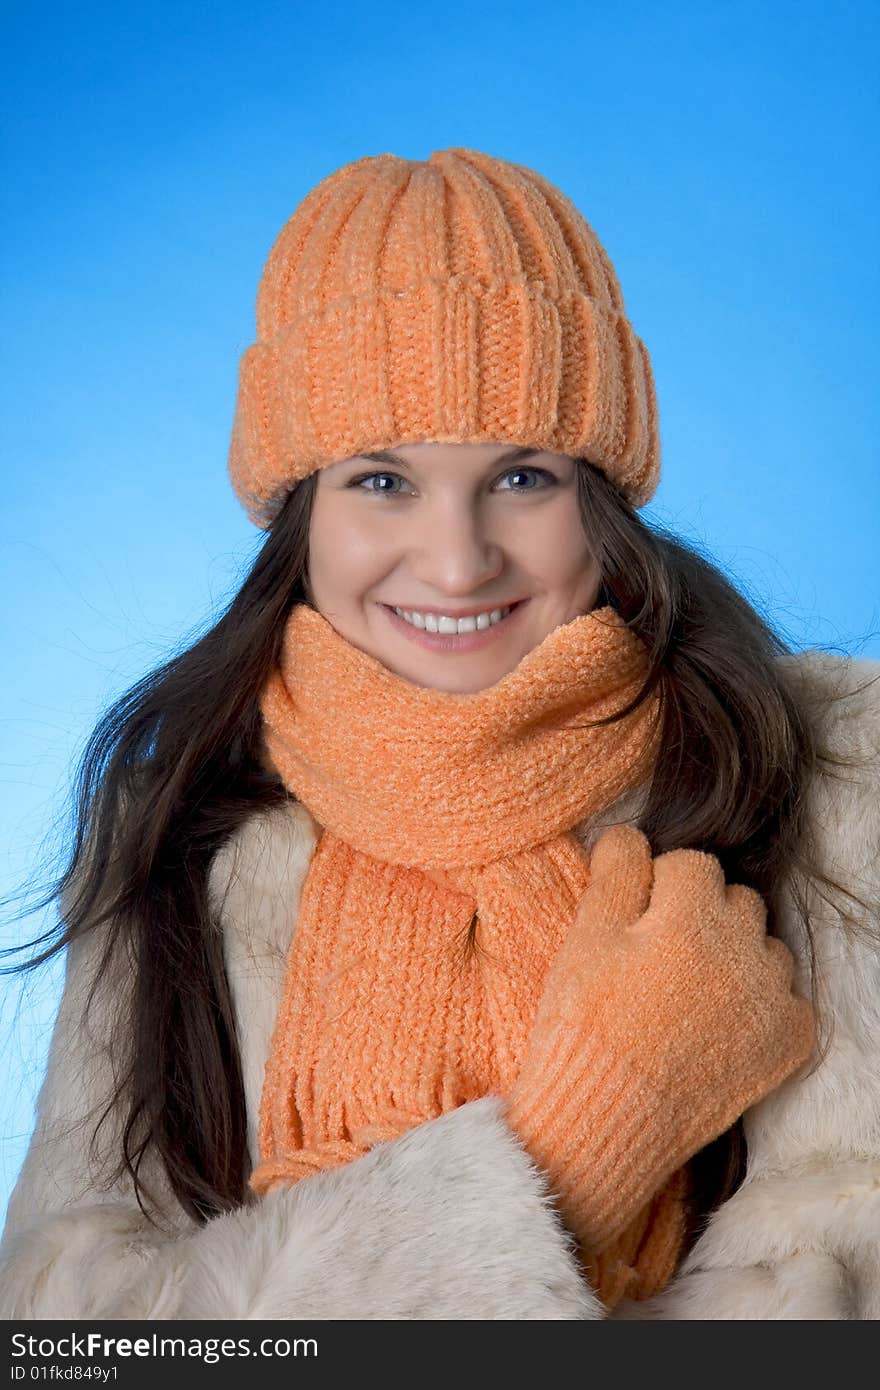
top-left (1, 650), bottom-right (879, 1320)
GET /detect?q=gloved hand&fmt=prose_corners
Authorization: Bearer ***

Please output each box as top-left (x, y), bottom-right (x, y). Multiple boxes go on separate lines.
top-left (503, 823), bottom-right (817, 1256)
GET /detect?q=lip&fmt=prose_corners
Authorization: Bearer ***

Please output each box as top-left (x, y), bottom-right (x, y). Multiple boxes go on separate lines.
top-left (381, 600), bottom-right (529, 653)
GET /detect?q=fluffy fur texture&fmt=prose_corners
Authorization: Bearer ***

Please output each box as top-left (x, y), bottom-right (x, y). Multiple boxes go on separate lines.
top-left (1, 649), bottom-right (878, 1320)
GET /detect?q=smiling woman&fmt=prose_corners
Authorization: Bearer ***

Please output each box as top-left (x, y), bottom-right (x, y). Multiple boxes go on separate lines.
top-left (2, 147), bottom-right (879, 1322)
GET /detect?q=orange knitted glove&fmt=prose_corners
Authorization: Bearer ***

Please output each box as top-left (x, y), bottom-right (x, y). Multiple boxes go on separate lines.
top-left (503, 824), bottom-right (817, 1256)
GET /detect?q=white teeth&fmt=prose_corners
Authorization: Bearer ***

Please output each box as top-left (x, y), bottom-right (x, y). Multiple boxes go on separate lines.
top-left (393, 605), bottom-right (512, 634)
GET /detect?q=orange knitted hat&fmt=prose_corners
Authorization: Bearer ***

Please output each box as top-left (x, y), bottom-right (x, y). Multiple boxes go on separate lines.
top-left (228, 147), bottom-right (661, 528)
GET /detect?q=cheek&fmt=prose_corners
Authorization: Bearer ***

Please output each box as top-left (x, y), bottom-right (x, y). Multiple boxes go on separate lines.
top-left (519, 511), bottom-right (594, 581)
top-left (309, 507), bottom-right (392, 594)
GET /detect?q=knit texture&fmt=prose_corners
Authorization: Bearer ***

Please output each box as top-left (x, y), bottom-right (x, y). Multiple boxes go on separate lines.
top-left (248, 600), bottom-right (692, 1307)
top-left (228, 147), bottom-right (661, 528)
top-left (503, 819), bottom-right (817, 1268)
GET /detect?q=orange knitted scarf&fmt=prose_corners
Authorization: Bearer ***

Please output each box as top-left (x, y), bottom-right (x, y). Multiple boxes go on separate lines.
top-left (249, 600), bottom-right (689, 1308)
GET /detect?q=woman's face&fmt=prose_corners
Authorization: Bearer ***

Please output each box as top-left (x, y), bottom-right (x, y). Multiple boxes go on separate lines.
top-left (305, 441), bottom-right (602, 693)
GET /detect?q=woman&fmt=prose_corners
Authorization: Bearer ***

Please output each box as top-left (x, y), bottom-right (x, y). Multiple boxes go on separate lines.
top-left (1, 147), bottom-right (878, 1320)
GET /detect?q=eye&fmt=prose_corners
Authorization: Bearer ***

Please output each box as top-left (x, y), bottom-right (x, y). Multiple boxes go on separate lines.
top-left (495, 467), bottom-right (555, 492)
top-left (349, 472), bottom-right (410, 495)
top-left (348, 467), bottom-right (556, 496)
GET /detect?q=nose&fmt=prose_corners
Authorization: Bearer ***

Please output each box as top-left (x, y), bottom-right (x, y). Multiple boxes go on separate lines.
top-left (407, 505), bottom-right (506, 596)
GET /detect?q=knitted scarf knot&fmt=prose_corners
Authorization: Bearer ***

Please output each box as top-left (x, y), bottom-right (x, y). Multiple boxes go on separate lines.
top-left (250, 601), bottom-right (689, 1308)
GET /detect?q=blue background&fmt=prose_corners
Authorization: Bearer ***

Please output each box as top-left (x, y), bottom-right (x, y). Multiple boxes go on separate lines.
top-left (2, 0), bottom-right (878, 1221)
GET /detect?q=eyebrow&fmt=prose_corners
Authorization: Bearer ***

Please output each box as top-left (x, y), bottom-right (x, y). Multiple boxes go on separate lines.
top-left (357, 445), bottom-right (542, 471)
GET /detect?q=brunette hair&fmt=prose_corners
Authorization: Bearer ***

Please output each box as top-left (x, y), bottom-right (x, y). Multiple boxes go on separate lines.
top-left (3, 459), bottom-right (878, 1258)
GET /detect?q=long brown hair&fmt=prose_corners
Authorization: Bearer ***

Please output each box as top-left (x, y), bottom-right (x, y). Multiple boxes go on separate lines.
top-left (3, 459), bottom-right (877, 1255)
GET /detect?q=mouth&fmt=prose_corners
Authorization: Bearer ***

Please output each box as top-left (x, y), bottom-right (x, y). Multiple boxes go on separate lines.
top-left (380, 599), bottom-right (530, 653)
